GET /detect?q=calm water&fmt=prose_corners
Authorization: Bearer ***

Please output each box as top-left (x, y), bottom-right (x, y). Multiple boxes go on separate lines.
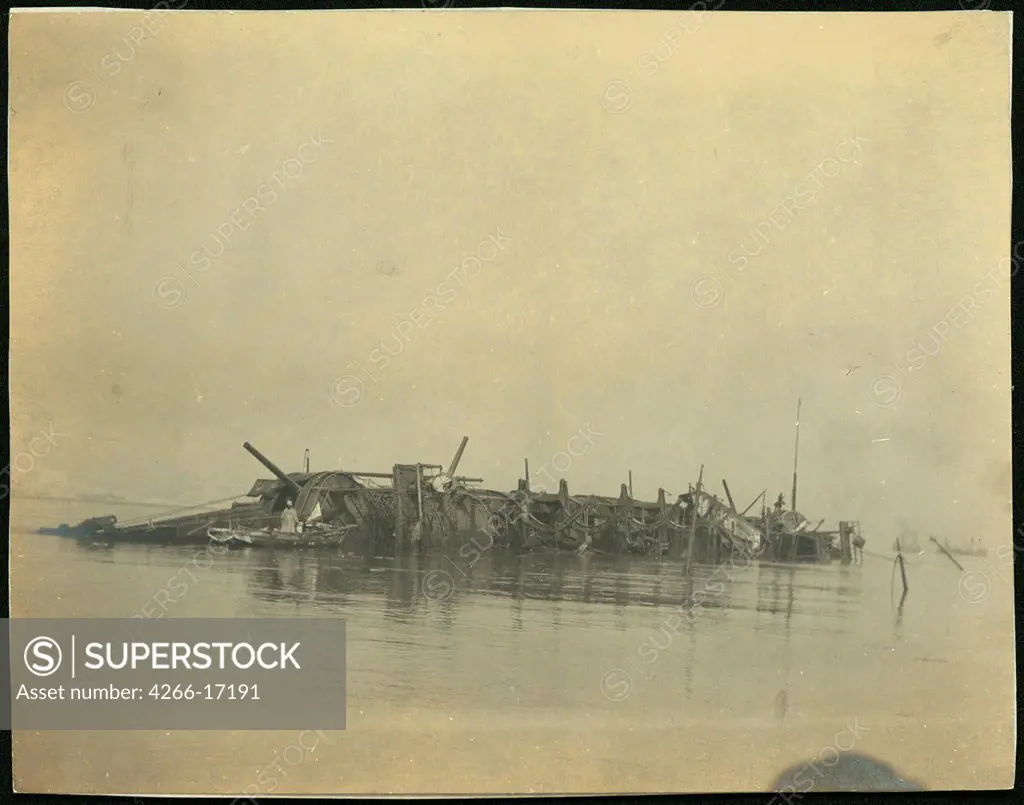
top-left (11, 498), bottom-right (1016, 794)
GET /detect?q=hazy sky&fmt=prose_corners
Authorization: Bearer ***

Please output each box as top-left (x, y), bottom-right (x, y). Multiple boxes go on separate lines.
top-left (9, 10), bottom-right (1012, 542)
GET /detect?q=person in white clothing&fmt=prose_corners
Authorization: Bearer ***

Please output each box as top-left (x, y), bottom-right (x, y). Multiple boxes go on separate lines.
top-left (279, 500), bottom-right (299, 533)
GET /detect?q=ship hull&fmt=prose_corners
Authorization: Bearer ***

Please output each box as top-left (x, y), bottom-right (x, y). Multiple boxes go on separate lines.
top-left (39, 504), bottom-right (283, 546)
top-left (36, 456), bottom-right (843, 565)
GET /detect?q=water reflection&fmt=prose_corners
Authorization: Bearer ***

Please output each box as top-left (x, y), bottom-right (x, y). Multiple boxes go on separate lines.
top-left (213, 543), bottom-right (881, 652)
top-left (51, 525), bottom-right (879, 648)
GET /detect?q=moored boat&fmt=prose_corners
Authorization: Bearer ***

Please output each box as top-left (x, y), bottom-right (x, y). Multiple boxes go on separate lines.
top-left (207, 523), bottom-right (356, 549)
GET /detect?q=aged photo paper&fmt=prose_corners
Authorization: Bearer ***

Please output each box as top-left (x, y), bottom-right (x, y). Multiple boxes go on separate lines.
top-left (8, 7), bottom-right (1015, 795)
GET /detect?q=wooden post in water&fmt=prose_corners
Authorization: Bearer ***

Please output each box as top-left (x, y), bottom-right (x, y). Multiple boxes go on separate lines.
top-left (761, 496), bottom-right (769, 558)
top-left (557, 479), bottom-right (570, 550)
top-left (416, 464), bottom-right (424, 520)
top-left (393, 464), bottom-right (405, 557)
top-left (685, 465), bottom-right (704, 573)
top-left (415, 463), bottom-right (424, 546)
top-left (521, 478), bottom-right (532, 550)
top-left (896, 538), bottom-right (909, 604)
top-left (930, 536), bottom-right (965, 571)
top-left (618, 483), bottom-right (632, 554)
top-left (657, 488), bottom-right (668, 556)
top-left (839, 521), bottom-right (852, 565)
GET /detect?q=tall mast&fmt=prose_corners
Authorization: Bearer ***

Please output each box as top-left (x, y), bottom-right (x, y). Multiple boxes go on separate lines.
top-left (791, 398), bottom-right (801, 511)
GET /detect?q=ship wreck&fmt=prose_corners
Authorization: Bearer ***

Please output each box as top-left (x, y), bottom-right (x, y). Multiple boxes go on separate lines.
top-left (38, 451), bottom-right (860, 565)
top-left (38, 402), bottom-right (863, 565)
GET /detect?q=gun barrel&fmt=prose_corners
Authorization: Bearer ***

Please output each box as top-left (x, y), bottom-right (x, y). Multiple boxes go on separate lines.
top-left (447, 436), bottom-right (469, 477)
top-left (243, 441), bottom-right (302, 495)
top-left (722, 479), bottom-right (737, 512)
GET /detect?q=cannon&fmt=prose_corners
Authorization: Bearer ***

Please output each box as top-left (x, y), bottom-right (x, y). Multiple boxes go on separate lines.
top-left (243, 441), bottom-right (302, 497)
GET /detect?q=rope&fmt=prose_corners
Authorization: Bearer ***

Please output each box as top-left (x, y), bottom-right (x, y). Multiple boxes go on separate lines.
top-left (861, 546), bottom-right (931, 564)
top-left (117, 495), bottom-right (246, 527)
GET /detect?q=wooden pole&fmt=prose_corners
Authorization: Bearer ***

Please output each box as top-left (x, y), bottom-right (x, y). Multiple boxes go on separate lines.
top-left (393, 464), bottom-right (404, 557)
top-left (896, 538), bottom-right (909, 599)
top-left (416, 464), bottom-right (424, 521)
top-left (741, 489), bottom-right (766, 516)
top-left (761, 495), bottom-right (769, 558)
top-left (839, 521), bottom-right (852, 565)
top-left (557, 479), bottom-right (570, 550)
top-left (722, 479), bottom-right (737, 512)
top-left (685, 465), bottom-right (704, 572)
top-left (524, 458), bottom-right (530, 492)
top-left (412, 463), bottom-right (425, 549)
top-left (930, 535), bottom-right (965, 571)
top-left (628, 471), bottom-right (633, 498)
top-left (791, 398), bottom-right (801, 512)
top-left (619, 483), bottom-right (632, 554)
top-left (521, 481), bottom-right (532, 550)
top-left (657, 488), bottom-right (668, 556)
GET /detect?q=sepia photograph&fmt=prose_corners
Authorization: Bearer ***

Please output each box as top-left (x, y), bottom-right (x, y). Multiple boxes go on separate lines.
top-left (7, 5), bottom-right (1016, 795)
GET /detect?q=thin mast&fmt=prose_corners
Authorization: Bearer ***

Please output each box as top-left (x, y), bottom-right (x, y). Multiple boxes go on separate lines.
top-left (791, 398), bottom-right (801, 511)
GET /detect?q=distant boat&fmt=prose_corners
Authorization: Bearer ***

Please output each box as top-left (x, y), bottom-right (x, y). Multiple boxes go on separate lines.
top-left (933, 537), bottom-right (988, 558)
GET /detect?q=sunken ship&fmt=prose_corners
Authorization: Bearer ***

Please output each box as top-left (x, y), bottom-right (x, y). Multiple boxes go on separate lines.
top-left (37, 407), bottom-right (864, 566)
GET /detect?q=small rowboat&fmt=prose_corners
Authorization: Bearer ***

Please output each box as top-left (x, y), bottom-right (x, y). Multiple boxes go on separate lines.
top-left (207, 524), bottom-right (356, 549)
